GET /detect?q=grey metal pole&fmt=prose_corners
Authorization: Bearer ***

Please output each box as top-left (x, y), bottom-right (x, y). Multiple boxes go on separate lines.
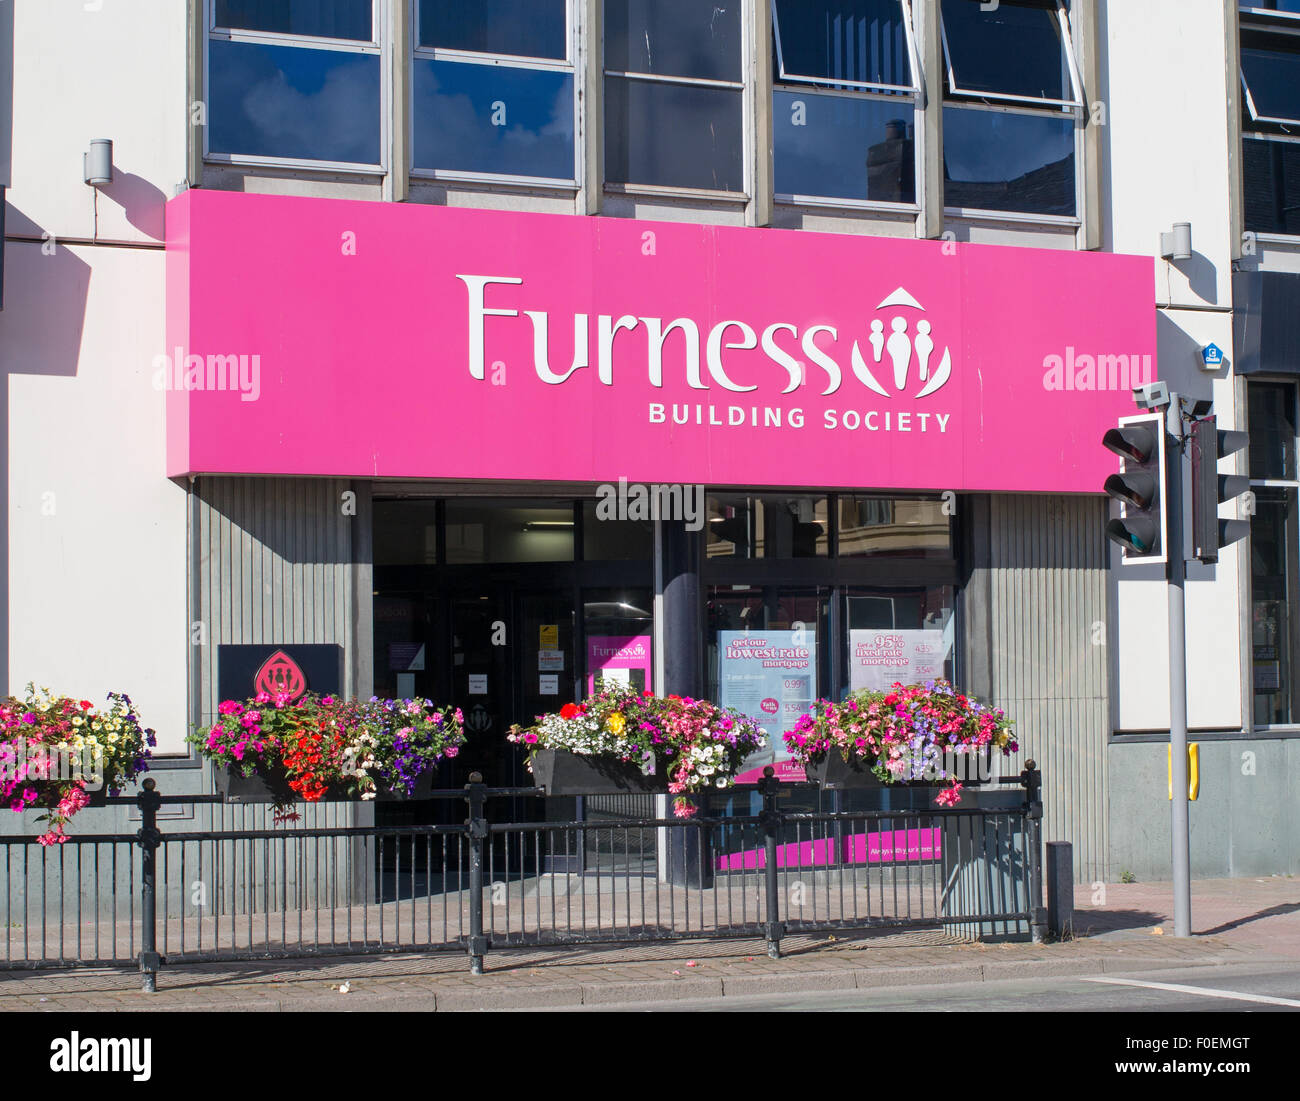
top-left (465, 772), bottom-right (488, 974)
top-left (1166, 397), bottom-right (1192, 938)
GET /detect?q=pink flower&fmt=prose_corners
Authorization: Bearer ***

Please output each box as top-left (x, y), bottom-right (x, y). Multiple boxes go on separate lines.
top-left (523, 733), bottom-right (538, 745)
top-left (672, 799), bottom-right (697, 819)
top-left (56, 787), bottom-right (90, 817)
top-left (935, 784), bottom-right (963, 808)
top-left (218, 700), bottom-right (244, 716)
top-left (444, 746), bottom-right (459, 758)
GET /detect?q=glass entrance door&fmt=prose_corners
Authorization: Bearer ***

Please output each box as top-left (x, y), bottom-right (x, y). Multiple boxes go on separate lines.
top-left (450, 588), bottom-right (516, 787)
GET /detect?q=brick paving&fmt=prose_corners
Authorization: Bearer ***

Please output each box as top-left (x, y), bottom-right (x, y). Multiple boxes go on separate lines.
top-left (0, 876), bottom-right (1294, 1010)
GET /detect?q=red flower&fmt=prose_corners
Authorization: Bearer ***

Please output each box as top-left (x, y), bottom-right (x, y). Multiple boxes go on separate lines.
top-left (560, 703), bottom-right (581, 720)
top-left (79, 701), bottom-right (93, 710)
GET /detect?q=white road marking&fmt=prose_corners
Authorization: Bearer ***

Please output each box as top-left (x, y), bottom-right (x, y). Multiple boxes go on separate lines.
top-left (1080, 976), bottom-right (1300, 1008)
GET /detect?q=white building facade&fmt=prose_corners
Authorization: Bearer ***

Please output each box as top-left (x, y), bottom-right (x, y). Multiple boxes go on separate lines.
top-left (0, 0), bottom-right (1296, 882)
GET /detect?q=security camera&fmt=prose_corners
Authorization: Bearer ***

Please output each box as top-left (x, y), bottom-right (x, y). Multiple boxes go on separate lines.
top-left (1133, 381), bottom-right (1170, 410)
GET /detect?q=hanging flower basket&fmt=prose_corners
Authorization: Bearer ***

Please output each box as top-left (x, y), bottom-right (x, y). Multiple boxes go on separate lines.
top-left (2, 685), bottom-right (156, 843)
top-left (529, 748), bottom-right (665, 796)
top-left (191, 693), bottom-right (464, 808)
top-left (785, 682), bottom-right (1014, 807)
top-left (508, 681), bottom-right (766, 815)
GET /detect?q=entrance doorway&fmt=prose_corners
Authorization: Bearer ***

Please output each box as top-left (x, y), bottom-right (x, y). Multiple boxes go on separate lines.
top-left (371, 495), bottom-right (654, 814)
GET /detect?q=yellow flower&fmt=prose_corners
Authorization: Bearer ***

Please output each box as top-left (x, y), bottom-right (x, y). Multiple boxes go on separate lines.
top-left (606, 712), bottom-right (626, 737)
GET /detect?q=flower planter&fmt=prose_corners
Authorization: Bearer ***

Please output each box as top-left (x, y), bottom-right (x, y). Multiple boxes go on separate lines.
top-left (216, 764), bottom-right (438, 803)
top-left (807, 754), bottom-right (889, 789)
top-left (81, 784), bottom-right (112, 808)
top-left (214, 765), bottom-right (299, 804)
top-left (809, 746), bottom-right (995, 790)
top-left (530, 749), bottom-right (665, 796)
top-left (375, 770), bottom-right (437, 801)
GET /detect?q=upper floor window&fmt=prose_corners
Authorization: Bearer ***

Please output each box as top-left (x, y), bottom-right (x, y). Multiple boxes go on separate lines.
top-left (1243, 2), bottom-right (1300, 14)
top-left (940, 0), bottom-right (1083, 218)
top-left (603, 0), bottom-right (745, 193)
top-left (771, 0), bottom-right (920, 207)
top-left (412, 0), bottom-right (577, 183)
top-left (207, 0), bottom-right (384, 168)
top-left (1241, 17), bottom-right (1300, 234)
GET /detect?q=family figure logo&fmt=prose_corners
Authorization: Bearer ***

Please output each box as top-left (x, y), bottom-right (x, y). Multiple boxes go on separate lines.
top-left (254, 651), bottom-right (307, 701)
top-left (850, 288), bottom-right (954, 400)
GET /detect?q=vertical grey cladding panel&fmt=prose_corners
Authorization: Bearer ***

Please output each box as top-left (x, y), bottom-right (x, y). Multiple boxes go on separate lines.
top-left (195, 476), bottom-right (356, 723)
top-left (195, 476), bottom-right (360, 832)
top-left (988, 494), bottom-right (1109, 884)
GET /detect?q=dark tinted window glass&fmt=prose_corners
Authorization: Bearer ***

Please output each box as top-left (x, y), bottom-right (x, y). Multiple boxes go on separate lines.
top-left (773, 0), bottom-right (910, 87)
top-left (444, 501), bottom-right (575, 563)
top-left (582, 502), bottom-right (653, 560)
top-left (418, 0), bottom-right (567, 59)
top-left (1242, 33), bottom-right (1300, 121)
top-left (413, 61), bottom-right (574, 178)
top-left (774, 91), bottom-right (914, 202)
top-left (605, 78), bottom-right (743, 189)
top-left (838, 498), bottom-right (953, 558)
top-left (1249, 381), bottom-right (1297, 480)
top-left (943, 106), bottom-right (1075, 215)
top-left (604, 0), bottom-right (741, 81)
top-left (209, 39), bottom-right (382, 163)
top-left (215, 0), bottom-right (372, 40)
top-left (1246, 2), bottom-right (1300, 12)
top-left (942, 0), bottom-right (1069, 100)
top-left (374, 501), bottom-right (439, 565)
top-left (1251, 487), bottom-right (1297, 726)
top-left (706, 495), bottom-right (829, 558)
top-left (1244, 137), bottom-right (1300, 234)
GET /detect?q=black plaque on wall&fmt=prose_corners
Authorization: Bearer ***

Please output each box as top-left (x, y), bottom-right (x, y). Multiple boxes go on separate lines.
top-left (217, 644), bottom-right (343, 704)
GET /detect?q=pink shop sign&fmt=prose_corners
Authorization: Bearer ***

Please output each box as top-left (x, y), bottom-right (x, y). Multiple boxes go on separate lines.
top-left (165, 190), bottom-right (1156, 491)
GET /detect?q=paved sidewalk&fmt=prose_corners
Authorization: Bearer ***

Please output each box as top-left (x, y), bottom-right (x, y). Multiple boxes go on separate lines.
top-left (0, 876), bottom-right (1294, 1011)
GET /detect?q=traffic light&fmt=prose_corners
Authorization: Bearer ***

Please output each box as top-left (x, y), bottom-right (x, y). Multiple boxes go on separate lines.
top-left (1190, 415), bottom-right (1250, 564)
top-left (1103, 412), bottom-right (1166, 561)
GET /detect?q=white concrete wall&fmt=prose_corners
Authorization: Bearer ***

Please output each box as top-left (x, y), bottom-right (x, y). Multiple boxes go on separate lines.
top-left (1102, 0), bottom-right (1244, 732)
top-left (2, 0), bottom-right (189, 750)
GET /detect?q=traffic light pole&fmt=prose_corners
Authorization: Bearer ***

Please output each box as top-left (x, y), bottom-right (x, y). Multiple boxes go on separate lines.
top-left (1165, 395), bottom-right (1192, 939)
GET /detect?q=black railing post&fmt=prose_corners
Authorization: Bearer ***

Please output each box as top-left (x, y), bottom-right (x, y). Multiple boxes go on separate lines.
top-left (1022, 760), bottom-right (1047, 944)
top-left (465, 772), bottom-right (489, 975)
top-left (758, 766), bottom-right (784, 960)
top-left (136, 778), bottom-right (163, 993)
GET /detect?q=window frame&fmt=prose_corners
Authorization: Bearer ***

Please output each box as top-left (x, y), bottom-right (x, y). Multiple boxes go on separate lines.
top-left (601, 0), bottom-right (752, 201)
top-left (940, 0), bottom-right (1084, 111)
top-left (1239, 12), bottom-right (1300, 236)
top-left (938, 0), bottom-right (1085, 225)
top-left (940, 99), bottom-right (1083, 225)
top-left (771, 0), bottom-right (922, 97)
top-left (1241, 21), bottom-right (1300, 129)
top-left (204, 0), bottom-right (390, 175)
top-left (1246, 378), bottom-right (1300, 730)
top-left (409, 0), bottom-right (582, 190)
top-left (770, 0), bottom-right (922, 213)
top-left (1242, 4), bottom-right (1300, 22)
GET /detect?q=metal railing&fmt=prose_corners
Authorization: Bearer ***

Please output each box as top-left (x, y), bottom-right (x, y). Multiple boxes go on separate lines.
top-left (1, 764), bottom-right (1046, 990)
